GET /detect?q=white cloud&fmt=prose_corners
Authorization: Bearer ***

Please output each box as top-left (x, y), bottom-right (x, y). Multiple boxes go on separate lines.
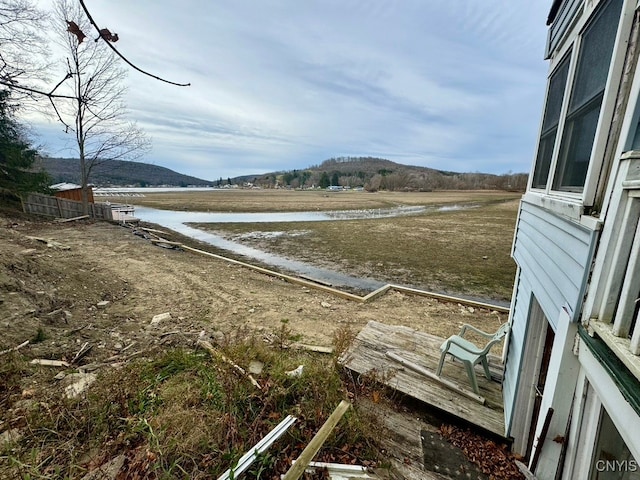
top-left (29, 0), bottom-right (550, 181)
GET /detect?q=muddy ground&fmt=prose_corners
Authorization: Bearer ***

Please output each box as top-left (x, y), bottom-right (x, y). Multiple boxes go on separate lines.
top-left (0, 214), bottom-right (506, 368)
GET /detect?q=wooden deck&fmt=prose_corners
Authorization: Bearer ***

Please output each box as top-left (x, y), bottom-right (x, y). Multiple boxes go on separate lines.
top-left (340, 321), bottom-right (506, 437)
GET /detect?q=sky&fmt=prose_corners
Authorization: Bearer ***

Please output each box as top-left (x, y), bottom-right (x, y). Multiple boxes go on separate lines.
top-left (31, 1), bottom-right (552, 182)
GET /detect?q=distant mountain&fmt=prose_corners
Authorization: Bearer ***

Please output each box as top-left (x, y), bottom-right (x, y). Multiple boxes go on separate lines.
top-left (236, 156), bottom-right (528, 192)
top-left (39, 158), bottom-right (213, 187)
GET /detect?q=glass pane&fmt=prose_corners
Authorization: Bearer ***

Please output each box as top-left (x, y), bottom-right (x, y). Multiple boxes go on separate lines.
top-left (531, 54), bottom-right (571, 189)
top-left (532, 129), bottom-right (557, 188)
top-left (570, 0), bottom-right (622, 112)
top-left (590, 408), bottom-right (640, 480)
top-left (553, 0), bottom-right (622, 192)
top-left (554, 95), bottom-right (602, 190)
top-left (542, 55), bottom-right (571, 133)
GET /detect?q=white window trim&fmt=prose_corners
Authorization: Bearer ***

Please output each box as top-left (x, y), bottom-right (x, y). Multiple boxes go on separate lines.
top-left (527, 0), bottom-right (635, 216)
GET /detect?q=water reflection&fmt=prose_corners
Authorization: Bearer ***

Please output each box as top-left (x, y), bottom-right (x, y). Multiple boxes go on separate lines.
top-left (133, 205), bottom-right (462, 292)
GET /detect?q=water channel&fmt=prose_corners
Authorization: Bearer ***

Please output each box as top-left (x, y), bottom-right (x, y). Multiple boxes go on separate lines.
top-left (134, 204), bottom-right (475, 293)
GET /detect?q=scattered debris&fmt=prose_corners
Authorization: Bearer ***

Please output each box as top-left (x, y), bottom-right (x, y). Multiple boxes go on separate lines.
top-left (0, 339), bottom-right (29, 356)
top-left (96, 300), bottom-right (110, 309)
top-left (305, 461), bottom-right (378, 479)
top-left (0, 428), bottom-right (23, 446)
top-left (64, 372), bottom-right (97, 399)
top-left (197, 340), bottom-right (261, 389)
top-left (292, 343), bottom-right (333, 354)
top-left (282, 400), bottom-right (352, 480)
top-left (321, 301), bottom-right (332, 308)
top-left (55, 215), bottom-right (90, 223)
top-left (286, 365), bottom-right (304, 377)
top-left (71, 342), bottom-right (92, 365)
top-left (159, 330), bottom-right (181, 338)
top-left (65, 324), bottom-right (90, 336)
top-left (150, 312), bottom-right (171, 326)
top-left (439, 424), bottom-right (525, 480)
top-left (30, 359), bottom-right (70, 368)
top-left (80, 454), bottom-right (125, 480)
top-left (249, 360), bottom-right (264, 375)
top-left (218, 415), bottom-right (297, 480)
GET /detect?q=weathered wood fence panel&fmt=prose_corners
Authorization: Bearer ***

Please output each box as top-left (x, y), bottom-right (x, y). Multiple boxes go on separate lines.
top-left (23, 193), bottom-right (113, 220)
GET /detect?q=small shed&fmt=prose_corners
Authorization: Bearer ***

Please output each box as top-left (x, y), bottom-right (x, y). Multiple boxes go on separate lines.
top-left (50, 183), bottom-right (94, 203)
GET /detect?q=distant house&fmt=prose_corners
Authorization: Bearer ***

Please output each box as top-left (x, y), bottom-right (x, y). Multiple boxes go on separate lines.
top-left (503, 0), bottom-right (640, 478)
top-left (50, 183), bottom-right (94, 203)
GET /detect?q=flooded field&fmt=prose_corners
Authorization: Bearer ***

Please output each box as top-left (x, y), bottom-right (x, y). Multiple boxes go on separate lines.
top-left (115, 190), bottom-right (521, 302)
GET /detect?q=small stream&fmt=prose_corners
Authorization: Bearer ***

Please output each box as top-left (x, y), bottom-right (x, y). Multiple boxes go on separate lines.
top-left (133, 204), bottom-right (474, 292)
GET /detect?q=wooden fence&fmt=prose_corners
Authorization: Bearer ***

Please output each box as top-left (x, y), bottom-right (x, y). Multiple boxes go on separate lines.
top-left (23, 193), bottom-right (113, 220)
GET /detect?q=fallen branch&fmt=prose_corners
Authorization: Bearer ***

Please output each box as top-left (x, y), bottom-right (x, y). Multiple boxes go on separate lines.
top-left (0, 340), bottom-right (29, 356)
top-left (197, 340), bottom-right (261, 389)
top-left (65, 324), bottom-right (90, 336)
top-left (71, 342), bottom-right (92, 365)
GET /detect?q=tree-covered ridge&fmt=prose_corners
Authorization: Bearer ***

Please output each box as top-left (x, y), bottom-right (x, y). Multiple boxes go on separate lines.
top-left (40, 157), bottom-right (212, 187)
top-left (249, 156), bottom-right (528, 191)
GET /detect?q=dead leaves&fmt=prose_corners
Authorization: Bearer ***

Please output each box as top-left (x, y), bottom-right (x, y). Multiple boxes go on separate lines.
top-left (97, 28), bottom-right (119, 43)
top-left (66, 21), bottom-right (119, 44)
top-left (439, 424), bottom-right (525, 480)
top-left (66, 21), bottom-right (86, 43)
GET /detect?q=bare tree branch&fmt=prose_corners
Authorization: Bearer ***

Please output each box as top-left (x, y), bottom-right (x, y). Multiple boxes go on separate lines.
top-left (0, 78), bottom-right (76, 100)
top-left (77, 0), bottom-right (190, 87)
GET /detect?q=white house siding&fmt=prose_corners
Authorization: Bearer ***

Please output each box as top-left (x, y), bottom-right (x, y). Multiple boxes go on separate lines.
top-left (503, 200), bottom-right (598, 435)
top-left (513, 201), bottom-right (596, 327)
top-left (502, 268), bottom-right (531, 431)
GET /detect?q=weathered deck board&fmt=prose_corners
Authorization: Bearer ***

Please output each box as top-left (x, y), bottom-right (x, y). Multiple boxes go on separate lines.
top-left (340, 321), bottom-right (506, 437)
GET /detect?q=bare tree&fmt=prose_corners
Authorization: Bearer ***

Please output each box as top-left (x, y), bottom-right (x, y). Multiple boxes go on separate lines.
top-left (52, 0), bottom-right (149, 213)
top-left (0, 0), bottom-right (47, 88)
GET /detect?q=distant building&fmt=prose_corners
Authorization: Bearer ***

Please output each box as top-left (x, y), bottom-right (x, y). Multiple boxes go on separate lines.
top-left (50, 183), bottom-right (94, 203)
top-left (504, 0), bottom-right (640, 478)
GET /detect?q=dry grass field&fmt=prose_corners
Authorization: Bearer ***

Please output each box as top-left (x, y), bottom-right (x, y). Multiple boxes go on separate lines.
top-left (122, 188), bottom-right (520, 213)
top-left (114, 189), bottom-right (521, 302)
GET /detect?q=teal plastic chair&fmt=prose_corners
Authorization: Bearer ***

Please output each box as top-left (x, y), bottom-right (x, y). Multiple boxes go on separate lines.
top-left (436, 323), bottom-right (509, 394)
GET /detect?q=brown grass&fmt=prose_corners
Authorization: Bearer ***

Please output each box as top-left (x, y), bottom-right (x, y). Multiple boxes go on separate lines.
top-left (111, 189), bottom-right (522, 213)
top-left (192, 199), bottom-right (519, 301)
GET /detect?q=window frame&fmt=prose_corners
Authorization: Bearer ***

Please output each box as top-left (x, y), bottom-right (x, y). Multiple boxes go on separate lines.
top-left (528, 0), bottom-right (631, 211)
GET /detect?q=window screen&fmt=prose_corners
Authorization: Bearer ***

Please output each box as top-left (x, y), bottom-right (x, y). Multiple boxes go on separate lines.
top-left (532, 54), bottom-right (571, 189)
top-left (553, 0), bottom-right (623, 192)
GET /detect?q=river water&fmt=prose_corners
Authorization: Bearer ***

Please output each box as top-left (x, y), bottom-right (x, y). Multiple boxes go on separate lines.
top-left (133, 204), bottom-right (472, 292)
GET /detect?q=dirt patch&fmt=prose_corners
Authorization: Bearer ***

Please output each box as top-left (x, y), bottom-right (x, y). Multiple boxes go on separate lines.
top-left (0, 215), bottom-right (507, 364)
top-left (0, 213), bottom-right (510, 478)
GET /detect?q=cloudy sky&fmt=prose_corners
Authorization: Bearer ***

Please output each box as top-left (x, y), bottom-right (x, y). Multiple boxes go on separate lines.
top-left (32, 1), bottom-right (552, 182)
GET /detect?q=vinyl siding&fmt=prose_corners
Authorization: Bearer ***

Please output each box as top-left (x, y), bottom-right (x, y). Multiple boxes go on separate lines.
top-left (503, 200), bottom-right (597, 434)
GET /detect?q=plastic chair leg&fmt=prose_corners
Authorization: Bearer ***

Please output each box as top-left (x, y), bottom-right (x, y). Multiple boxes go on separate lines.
top-left (463, 361), bottom-right (480, 394)
top-left (481, 357), bottom-right (492, 380)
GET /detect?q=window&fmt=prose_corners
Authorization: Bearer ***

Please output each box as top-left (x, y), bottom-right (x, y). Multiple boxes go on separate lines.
top-left (532, 54), bottom-right (571, 189)
top-left (531, 0), bottom-right (623, 193)
top-left (590, 408), bottom-right (640, 480)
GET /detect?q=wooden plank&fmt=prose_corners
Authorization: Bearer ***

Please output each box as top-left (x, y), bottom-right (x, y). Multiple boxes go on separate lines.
top-left (282, 400), bottom-right (351, 480)
top-left (385, 351), bottom-right (486, 404)
top-left (341, 321), bottom-right (506, 437)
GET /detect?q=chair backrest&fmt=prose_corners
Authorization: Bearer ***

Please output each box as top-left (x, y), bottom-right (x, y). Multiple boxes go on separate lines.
top-left (492, 323), bottom-right (510, 342)
top-left (480, 323), bottom-right (510, 354)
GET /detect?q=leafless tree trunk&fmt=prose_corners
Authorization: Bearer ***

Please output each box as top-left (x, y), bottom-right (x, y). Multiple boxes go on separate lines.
top-left (52, 0), bottom-right (149, 214)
